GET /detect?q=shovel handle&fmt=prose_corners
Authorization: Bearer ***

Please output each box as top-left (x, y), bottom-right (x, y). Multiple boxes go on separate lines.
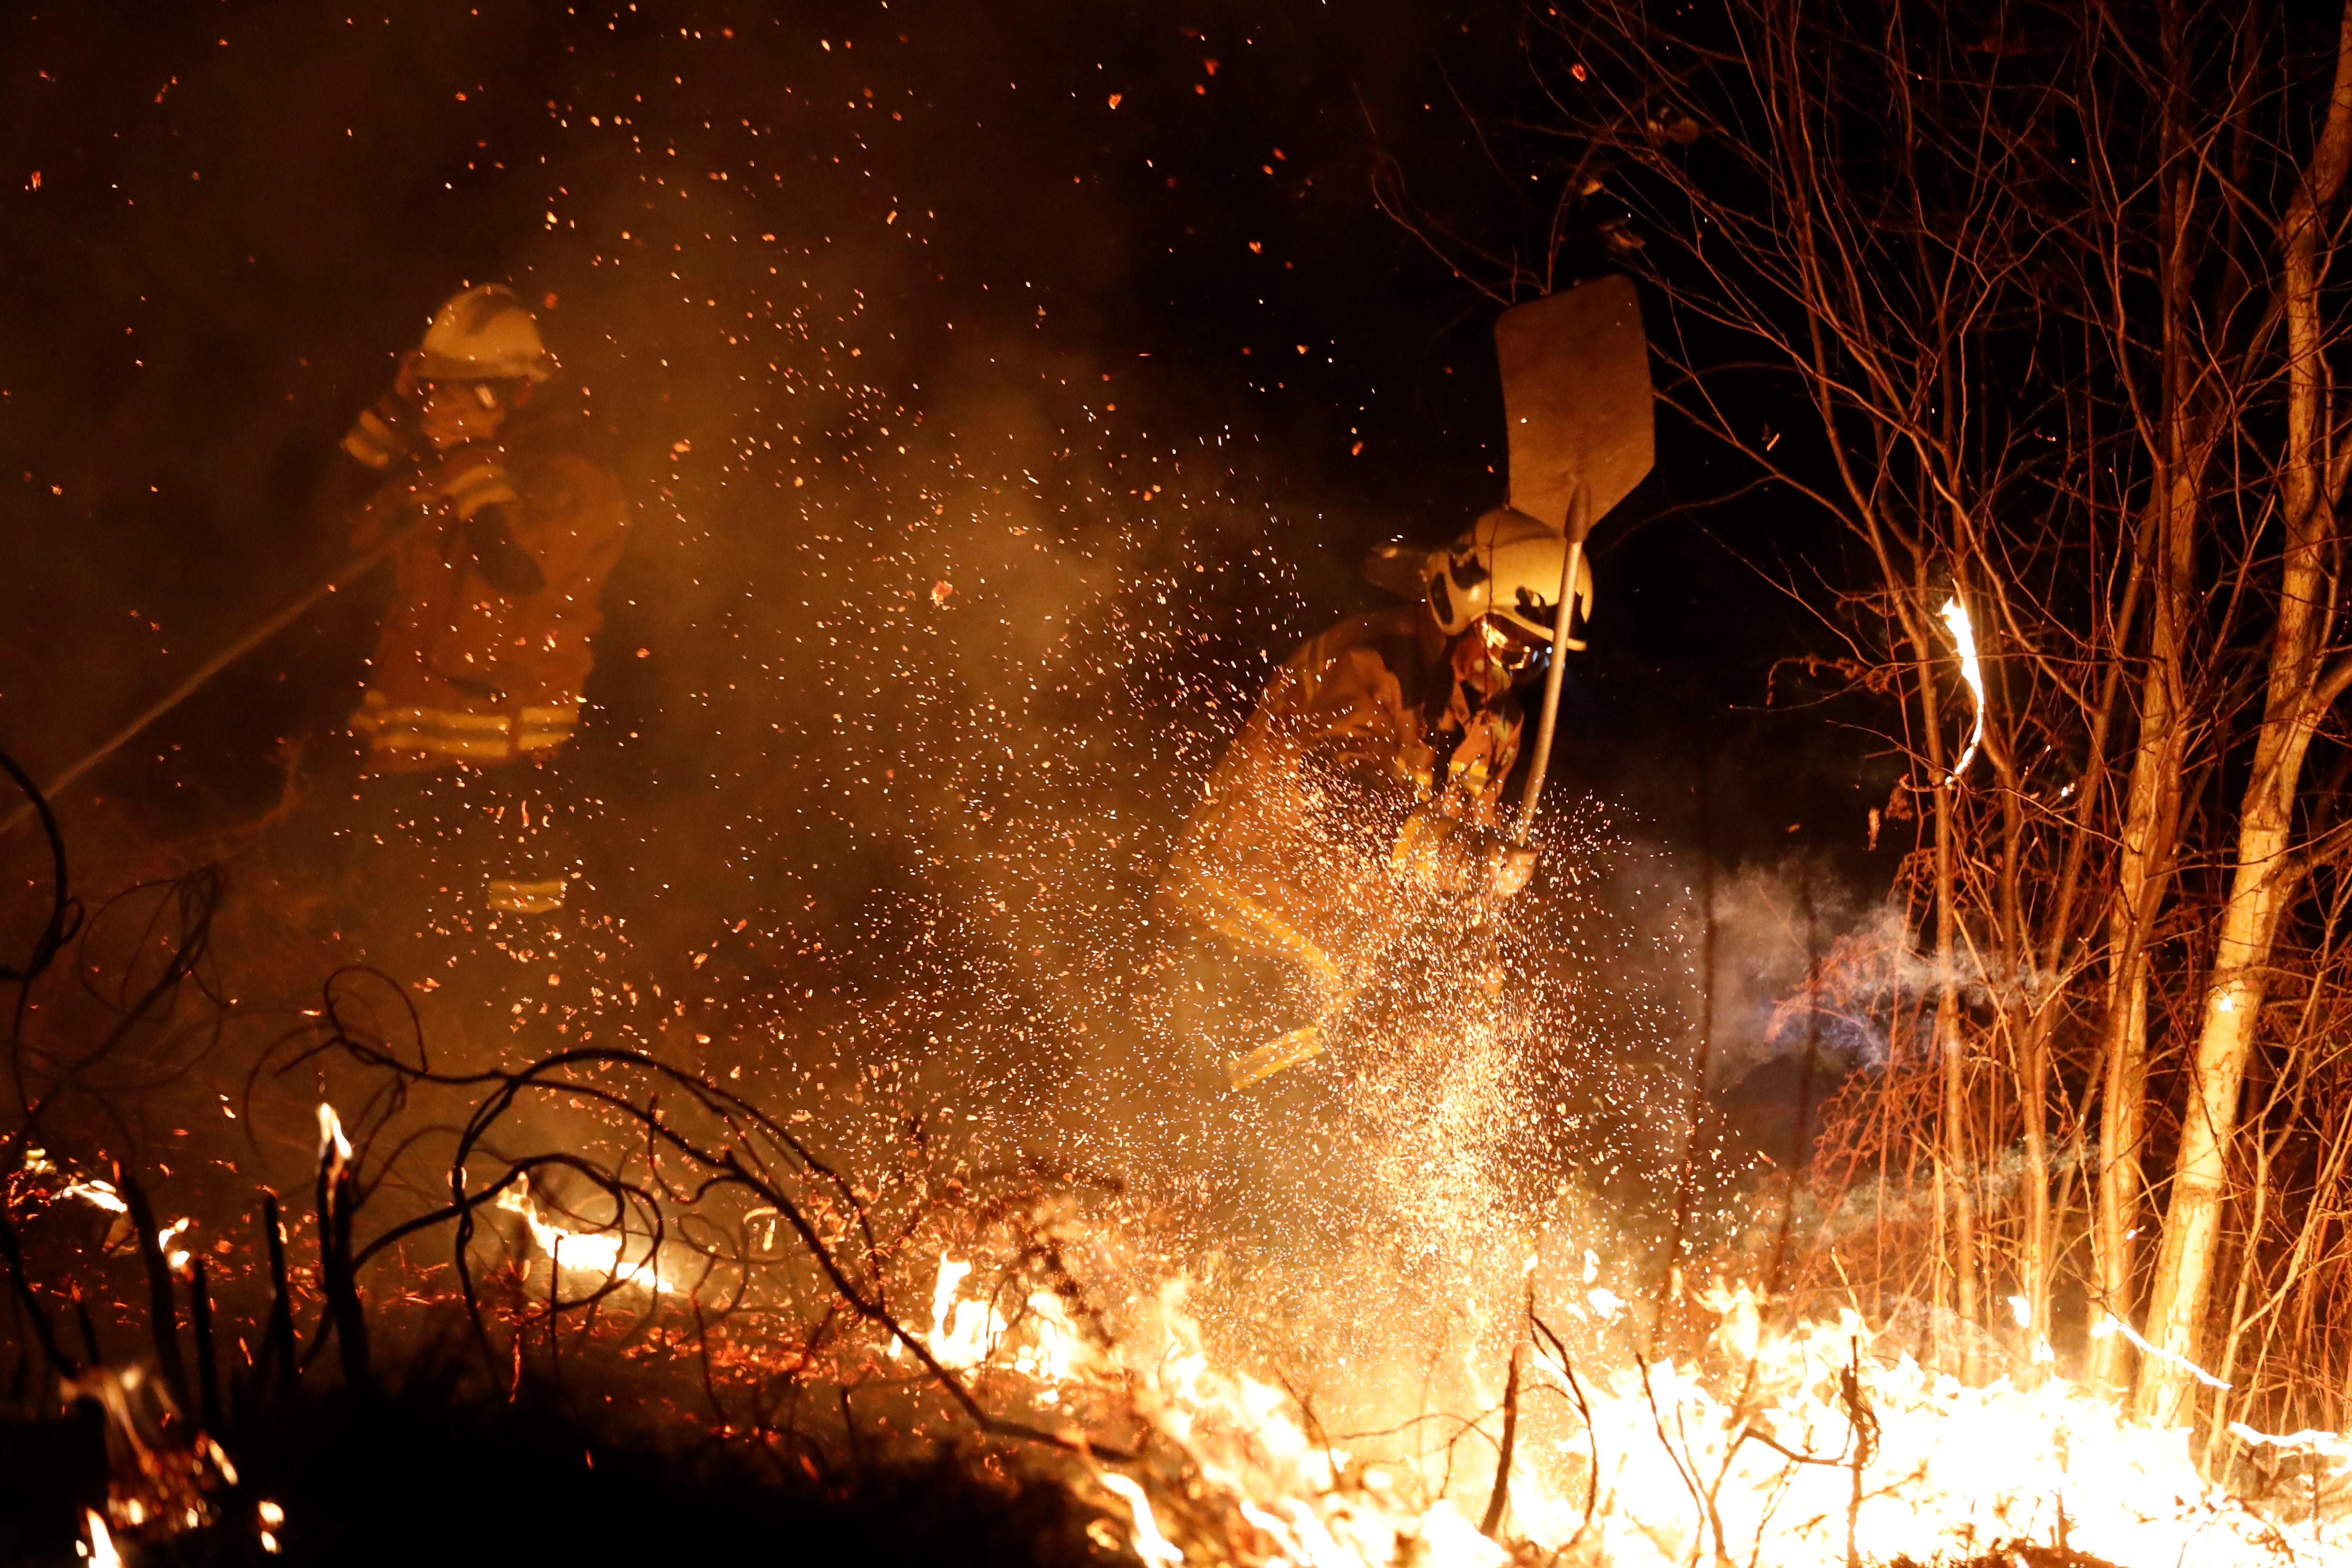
top-left (0, 516), bottom-right (431, 841)
top-left (1513, 484), bottom-right (1589, 845)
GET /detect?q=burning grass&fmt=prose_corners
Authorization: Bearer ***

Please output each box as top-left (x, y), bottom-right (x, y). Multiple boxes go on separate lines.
top-left (8, 1026), bottom-right (2349, 1568)
top-left (2, 793), bottom-right (2347, 1567)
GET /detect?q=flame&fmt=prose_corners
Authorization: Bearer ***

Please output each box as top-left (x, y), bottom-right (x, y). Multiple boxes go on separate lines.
top-left (924, 1256), bottom-right (989, 1367)
top-left (157, 1217), bottom-right (191, 1272)
top-left (898, 1253), bottom-right (2346, 1568)
top-left (2092, 1311), bottom-right (2233, 1390)
top-left (494, 1183), bottom-right (674, 1295)
top-left (904, 1256), bottom-right (1097, 1389)
top-left (315, 1102), bottom-right (352, 1181)
top-left (1097, 1472), bottom-right (1185, 1564)
top-left (59, 1179), bottom-right (129, 1215)
top-left (1939, 595), bottom-right (1986, 778)
top-left (2230, 1423), bottom-right (2352, 1474)
top-left (60, 1361), bottom-right (234, 1547)
top-left (80, 1509), bottom-right (120, 1568)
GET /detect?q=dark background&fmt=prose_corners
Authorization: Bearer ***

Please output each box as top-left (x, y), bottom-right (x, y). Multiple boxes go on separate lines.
top-left (0, 0), bottom-right (1892, 1112)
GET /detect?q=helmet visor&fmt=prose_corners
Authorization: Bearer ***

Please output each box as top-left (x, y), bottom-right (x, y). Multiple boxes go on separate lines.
top-left (420, 377), bottom-right (532, 410)
top-left (1477, 614), bottom-right (1547, 671)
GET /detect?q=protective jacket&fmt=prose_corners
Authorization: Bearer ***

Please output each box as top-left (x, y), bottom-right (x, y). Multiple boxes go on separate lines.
top-left (343, 398), bottom-right (628, 771)
top-left (1158, 606), bottom-right (1524, 1004)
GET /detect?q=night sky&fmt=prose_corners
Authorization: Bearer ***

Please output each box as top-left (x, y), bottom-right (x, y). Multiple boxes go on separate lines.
top-left (0, 1), bottom-right (1888, 1108)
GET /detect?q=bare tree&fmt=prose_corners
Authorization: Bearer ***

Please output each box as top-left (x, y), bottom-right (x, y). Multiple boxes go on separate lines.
top-left (1382, 0), bottom-right (2352, 1446)
top-left (2138, 2), bottom-right (2352, 1427)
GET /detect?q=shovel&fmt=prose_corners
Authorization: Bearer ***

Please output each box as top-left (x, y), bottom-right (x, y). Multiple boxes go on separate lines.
top-left (1225, 276), bottom-right (1652, 1090)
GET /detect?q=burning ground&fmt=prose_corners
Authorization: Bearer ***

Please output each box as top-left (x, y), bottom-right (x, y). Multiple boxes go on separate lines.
top-left (4, 827), bottom-right (2343, 1568)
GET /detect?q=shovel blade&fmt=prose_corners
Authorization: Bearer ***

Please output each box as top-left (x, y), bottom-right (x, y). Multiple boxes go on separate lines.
top-left (1496, 274), bottom-right (1654, 539)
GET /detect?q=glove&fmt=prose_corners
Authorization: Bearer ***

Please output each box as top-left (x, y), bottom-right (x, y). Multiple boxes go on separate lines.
top-left (1391, 810), bottom-right (1539, 900)
top-left (1491, 842), bottom-right (1538, 899)
top-left (464, 505), bottom-right (548, 595)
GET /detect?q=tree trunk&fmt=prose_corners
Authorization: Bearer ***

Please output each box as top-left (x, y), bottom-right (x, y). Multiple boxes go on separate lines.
top-left (2088, 445), bottom-right (2205, 1394)
top-left (2089, 0), bottom-right (2208, 1396)
top-left (2091, 943), bottom-right (2155, 1392)
top-left (2138, 838), bottom-right (2306, 1423)
top-left (2136, 0), bottom-right (2352, 1426)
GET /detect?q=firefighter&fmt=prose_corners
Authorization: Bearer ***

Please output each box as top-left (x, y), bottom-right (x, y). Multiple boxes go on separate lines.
top-left (326, 283), bottom-right (628, 915)
top-left (1155, 507), bottom-right (1592, 1087)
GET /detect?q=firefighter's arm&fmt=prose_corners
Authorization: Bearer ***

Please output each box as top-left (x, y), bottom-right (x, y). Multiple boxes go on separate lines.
top-left (1285, 648), bottom-right (1421, 799)
top-left (513, 453), bottom-right (631, 688)
top-left (329, 366), bottom-right (432, 549)
top-left (513, 453), bottom-right (629, 612)
top-left (438, 444), bottom-right (546, 594)
top-left (1400, 704), bottom-right (1535, 897)
top-left (462, 504), bottom-right (547, 594)
top-left (340, 365), bottom-right (426, 473)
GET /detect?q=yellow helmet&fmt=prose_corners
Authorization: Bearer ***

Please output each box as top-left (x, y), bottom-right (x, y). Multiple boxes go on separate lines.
top-left (413, 283), bottom-right (554, 382)
top-left (1423, 507), bottom-right (1594, 650)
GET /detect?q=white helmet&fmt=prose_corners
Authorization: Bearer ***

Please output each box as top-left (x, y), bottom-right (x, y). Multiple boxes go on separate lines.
top-left (413, 283), bottom-right (554, 382)
top-left (1423, 507), bottom-right (1594, 649)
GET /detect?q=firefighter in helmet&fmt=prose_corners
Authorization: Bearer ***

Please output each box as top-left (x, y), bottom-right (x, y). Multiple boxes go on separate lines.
top-left (325, 283), bottom-right (628, 915)
top-left (1156, 507), bottom-right (1591, 1087)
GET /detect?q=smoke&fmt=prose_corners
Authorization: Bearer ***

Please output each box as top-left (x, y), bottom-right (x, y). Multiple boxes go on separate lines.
top-left (1700, 858), bottom-right (1893, 1087)
top-left (0, 2), bottom-right (1899, 1441)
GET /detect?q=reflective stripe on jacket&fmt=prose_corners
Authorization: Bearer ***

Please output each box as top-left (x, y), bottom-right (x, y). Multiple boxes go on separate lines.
top-left (342, 394), bottom-right (410, 470)
top-left (436, 440), bottom-right (520, 522)
top-left (351, 693), bottom-right (579, 762)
